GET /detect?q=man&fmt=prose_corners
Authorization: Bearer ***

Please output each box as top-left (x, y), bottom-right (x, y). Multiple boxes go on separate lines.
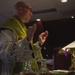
top-left (0, 1), bottom-right (48, 75)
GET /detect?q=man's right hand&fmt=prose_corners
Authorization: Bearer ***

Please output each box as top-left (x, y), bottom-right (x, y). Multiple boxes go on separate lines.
top-left (27, 23), bottom-right (37, 41)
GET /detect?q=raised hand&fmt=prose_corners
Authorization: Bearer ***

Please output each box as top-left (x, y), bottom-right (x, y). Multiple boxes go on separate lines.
top-left (38, 30), bottom-right (48, 45)
top-left (27, 23), bottom-right (37, 41)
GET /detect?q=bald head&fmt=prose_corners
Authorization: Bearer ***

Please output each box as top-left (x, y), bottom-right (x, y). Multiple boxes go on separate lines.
top-left (14, 1), bottom-right (31, 10)
top-left (14, 1), bottom-right (32, 23)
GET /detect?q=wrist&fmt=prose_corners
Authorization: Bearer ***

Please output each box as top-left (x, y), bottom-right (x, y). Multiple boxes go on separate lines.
top-left (38, 41), bottom-right (46, 50)
top-left (38, 41), bottom-right (42, 47)
top-left (27, 37), bottom-right (33, 43)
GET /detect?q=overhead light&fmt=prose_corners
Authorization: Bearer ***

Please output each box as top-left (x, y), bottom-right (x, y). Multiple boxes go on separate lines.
top-left (36, 19), bottom-right (41, 21)
top-left (60, 0), bottom-right (67, 3)
top-left (71, 16), bottom-right (74, 19)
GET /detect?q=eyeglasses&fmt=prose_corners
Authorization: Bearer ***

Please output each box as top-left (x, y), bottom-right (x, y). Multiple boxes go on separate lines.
top-left (22, 7), bottom-right (32, 12)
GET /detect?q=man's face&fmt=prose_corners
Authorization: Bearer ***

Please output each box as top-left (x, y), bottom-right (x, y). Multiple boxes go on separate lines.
top-left (23, 7), bottom-right (33, 22)
top-left (20, 3), bottom-right (33, 23)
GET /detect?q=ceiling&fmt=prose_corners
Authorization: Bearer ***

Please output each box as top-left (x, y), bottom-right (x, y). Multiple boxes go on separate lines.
top-left (0, 0), bottom-right (75, 24)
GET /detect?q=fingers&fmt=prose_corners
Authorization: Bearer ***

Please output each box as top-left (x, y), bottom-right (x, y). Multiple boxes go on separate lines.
top-left (42, 30), bottom-right (48, 37)
top-left (28, 23), bottom-right (37, 33)
top-left (45, 30), bottom-right (48, 35)
top-left (32, 23), bottom-right (37, 32)
top-left (45, 30), bottom-right (48, 37)
top-left (33, 23), bottom-right (37, 29)
top-left (27, 23), bottom-right (37, 41)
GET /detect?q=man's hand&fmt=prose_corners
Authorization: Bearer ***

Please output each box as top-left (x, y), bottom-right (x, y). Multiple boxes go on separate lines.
top-left (38, 30), bottom-right (48, 45)
top-left (27, 23), bottom-right (37, 41)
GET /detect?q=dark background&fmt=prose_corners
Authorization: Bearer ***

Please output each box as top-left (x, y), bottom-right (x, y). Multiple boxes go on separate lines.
top-left (26, 18), bottom-right (75, 59)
